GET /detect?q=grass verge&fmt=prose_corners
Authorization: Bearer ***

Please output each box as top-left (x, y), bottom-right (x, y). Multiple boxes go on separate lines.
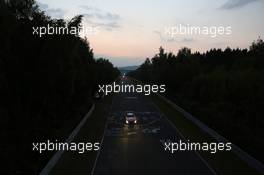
top-left (48, 94), bottom-right (113, 175)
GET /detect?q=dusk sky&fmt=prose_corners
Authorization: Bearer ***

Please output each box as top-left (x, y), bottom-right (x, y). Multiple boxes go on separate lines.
top-left (37, 0), bottom-right (264, 67)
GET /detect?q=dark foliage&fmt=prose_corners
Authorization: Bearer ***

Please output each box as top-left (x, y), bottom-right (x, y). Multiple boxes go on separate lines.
top-left (0, 0), bottom-right (119, 174)
top-left (129, 38), bottom-right (264, 163)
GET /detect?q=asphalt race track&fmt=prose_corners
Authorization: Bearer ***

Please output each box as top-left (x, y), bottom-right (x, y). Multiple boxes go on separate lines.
top-left (93, 78), bottom-right (215, 175)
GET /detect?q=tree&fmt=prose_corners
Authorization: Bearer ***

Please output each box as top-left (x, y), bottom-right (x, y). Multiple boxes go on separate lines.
top-left (250, 37), bottom-right (264, 56)
top-left (129, 39), bottom-right (264, 163)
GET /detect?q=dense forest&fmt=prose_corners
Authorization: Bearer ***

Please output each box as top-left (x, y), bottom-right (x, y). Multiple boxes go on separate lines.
top-left (129, 38), bottom-right (264, 163)
top-left (0, 0), bottom-right (119, 174)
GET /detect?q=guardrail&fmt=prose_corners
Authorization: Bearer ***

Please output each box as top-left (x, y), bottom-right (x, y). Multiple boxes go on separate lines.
top-left (156, 91), bottom-right (264, 174)
top-left (39, 104), bottom-right (95, 175)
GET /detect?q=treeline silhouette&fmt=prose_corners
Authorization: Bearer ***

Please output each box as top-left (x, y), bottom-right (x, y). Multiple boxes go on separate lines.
top-left (129, 38), bottom-right (264, 162)
top-left (0, 0), bottom-right (119, 174)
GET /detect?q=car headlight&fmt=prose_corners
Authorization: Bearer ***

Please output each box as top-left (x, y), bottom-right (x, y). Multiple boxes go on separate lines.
top-left (134, 120), bottom-right (137, 124)
top-left (126, 120), bottom-right (128, 124)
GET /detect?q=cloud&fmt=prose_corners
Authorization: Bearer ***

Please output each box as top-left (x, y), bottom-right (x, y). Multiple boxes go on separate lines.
top-left (37, 2), bottom-right (66, 19)
top-left (153, 30), bottom-right (195, 43)
top-left (78, 5), bottom-right (101, 13)
top-left (84, 19), bottom-right (121, 31)
top-left (153, 30), bottom-right (163, 41)
top-left (220, 0), bottom-right (259, 9)
top-left (95, 12), bottom-right (120, 21)
top-left (154, 30), bottom-right (178, 42)
top-left (84, 12), bottom-right (120, 21)
top-left (79, 5), bottom-right (120, 20)
top-left (80, 5), bottom-right (121, 31)
top-left (37, 2), bottom-right (48, 9)
top-left (182, 38), bottom-right (195, 42)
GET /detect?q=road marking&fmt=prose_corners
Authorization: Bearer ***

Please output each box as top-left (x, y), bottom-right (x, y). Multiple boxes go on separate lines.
top-left (125, 97), bottom-right (138, 99)
top-left (142, 128), bottom-right (160, 134)
top-left (91, 95), bottom-right (115, 175)
top-left (127, 132), bottom-right (137, 136)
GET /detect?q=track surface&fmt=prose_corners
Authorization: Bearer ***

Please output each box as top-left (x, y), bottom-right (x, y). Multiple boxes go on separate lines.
top-left (93, 78), bottom-right (215, 175)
